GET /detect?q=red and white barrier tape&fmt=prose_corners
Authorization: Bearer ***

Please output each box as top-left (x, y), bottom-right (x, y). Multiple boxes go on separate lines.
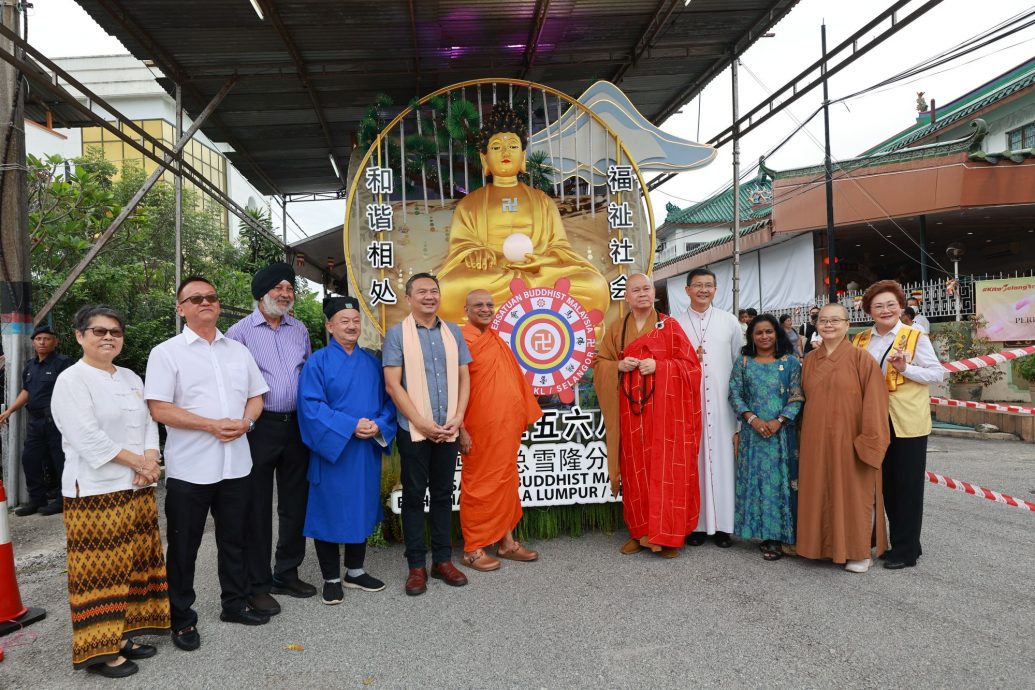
top-left (927, 471), bottom-right (1035, 513)
top-left (930, 396), bottom-right (1035, 415)
top-left (940, 345), bottom-right (1035, 373)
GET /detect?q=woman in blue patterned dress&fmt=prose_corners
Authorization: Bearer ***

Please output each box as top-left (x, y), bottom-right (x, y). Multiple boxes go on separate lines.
top-left (728, 314), bottom-right (804, 560)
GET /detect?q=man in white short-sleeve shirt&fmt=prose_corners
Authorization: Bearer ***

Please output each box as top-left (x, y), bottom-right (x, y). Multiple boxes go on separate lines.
top-left (145, 276), bottom-right (269, 651)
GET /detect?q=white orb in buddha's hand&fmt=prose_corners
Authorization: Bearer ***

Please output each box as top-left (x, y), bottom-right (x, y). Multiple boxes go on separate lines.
top-left (502, 233), bottom-right (534, 262)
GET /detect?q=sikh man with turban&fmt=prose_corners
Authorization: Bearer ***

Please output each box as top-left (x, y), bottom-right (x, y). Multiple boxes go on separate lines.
top-left (226, 262), bottom-right (316, 615)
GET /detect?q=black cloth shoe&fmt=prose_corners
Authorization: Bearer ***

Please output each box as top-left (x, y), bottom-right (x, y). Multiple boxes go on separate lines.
top-left (14, 502), bottom-right (42, 517)
top-left (247, 592), bottom-right (281, 616)
top-left (86, 659), bottom-right (139, 678)
top-left (322, 581), bottom-right (344, 605)
top-left (883, 559), bottom-right (917, 570)
top-left (712, 532), bottom-right (733, 548)
top-left (343, 572), bottom-right (386, 593)
top-left (120, 639), bottom-right (157, 660)
top-left (171, 625), bottom-right (200, 651)
top-left (38, 499), bottom-right (64, 516)
top-left (686, 532), bottom-right (707, 546)
top-left (271, 577), bottom-right (317, 598)
top-left (219, 607), bottom-right (270, 626)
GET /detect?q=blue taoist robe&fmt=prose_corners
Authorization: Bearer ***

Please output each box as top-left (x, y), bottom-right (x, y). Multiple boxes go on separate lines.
top-left (298, 339), bottom-right (397, 544)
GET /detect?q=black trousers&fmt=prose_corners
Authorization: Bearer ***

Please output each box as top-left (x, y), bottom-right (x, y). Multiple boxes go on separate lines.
top-left (313, 540), bottom-right (367, 581)
top-left (165, 476), bottom-right (250, 631)
top-left (397, 429), bottom-right (458, 568)
top-left (882, 426), bottom-right (928, 564)
top-left (246, 414), bottom-right (310, 593)
top-left (22, 415), bottom-right (65, 504)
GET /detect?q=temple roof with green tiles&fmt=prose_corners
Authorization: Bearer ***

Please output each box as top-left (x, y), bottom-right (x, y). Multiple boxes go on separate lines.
top-left (662, 173), bottom-right (772, 227)
top-left (862, 57), bottom-right (1035, 155)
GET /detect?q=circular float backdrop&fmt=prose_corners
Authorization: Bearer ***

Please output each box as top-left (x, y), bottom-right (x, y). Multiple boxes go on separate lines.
top-left (342, 78), bottom-right (654, 349)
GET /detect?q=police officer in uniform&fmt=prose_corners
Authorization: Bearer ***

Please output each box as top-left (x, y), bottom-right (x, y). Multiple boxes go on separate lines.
top-left (0, 325), bottom-right (73, 516)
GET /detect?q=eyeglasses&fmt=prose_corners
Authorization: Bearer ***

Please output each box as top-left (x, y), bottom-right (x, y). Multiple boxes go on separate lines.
top-left (85, 327), bottom-right (124, 338)
top-left (870, 302), bottom-right (900, 312)
top-left (688, 283), bottom-right (716, 290)
top-left (816, 317), bottom-right (848, 326)
top-left (179, 293), bottom-right (220, 305)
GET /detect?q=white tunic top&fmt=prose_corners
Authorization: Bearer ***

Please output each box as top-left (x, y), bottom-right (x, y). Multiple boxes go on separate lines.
top-left (862, 320), bottom-right (944, 385)
top-left (674, 305), bottom-right (742, 534)
top-left (51, 361), bottom-right (160, 498)
top-left (144, 327), bottom-right (268, 485)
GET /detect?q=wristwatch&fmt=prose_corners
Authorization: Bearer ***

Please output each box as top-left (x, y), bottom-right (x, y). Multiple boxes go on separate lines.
top-left (244, 416), bottom-right (256, 433)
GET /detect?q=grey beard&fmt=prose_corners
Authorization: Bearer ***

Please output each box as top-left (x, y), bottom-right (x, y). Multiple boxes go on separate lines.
top-left (262, 294), bottom-right (293, 317)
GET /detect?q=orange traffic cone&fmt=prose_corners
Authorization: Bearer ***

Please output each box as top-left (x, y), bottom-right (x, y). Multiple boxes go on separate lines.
top-left (0, 480), bottom-right (46, 642)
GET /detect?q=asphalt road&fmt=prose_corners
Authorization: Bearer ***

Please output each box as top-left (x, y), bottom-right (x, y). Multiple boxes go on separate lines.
top-left (3, 436), bottom-right (1033, 689)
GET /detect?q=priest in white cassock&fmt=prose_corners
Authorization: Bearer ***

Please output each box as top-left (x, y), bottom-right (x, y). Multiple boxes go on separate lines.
top-left (673, 268), bottom-right (743, 548)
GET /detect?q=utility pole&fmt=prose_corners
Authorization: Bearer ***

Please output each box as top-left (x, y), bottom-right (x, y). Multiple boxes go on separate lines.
top-left (0, 3), bottom-right (29, 502)
top-left (821, 22), bottom-right (837, 303)
top-left (174, 83), bottom-right (183, 333)
top-left (731, 51), bottom-right (741, 314)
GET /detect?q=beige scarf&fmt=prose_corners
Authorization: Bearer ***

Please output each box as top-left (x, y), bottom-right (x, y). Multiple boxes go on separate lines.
top-left (401, 314), bottom-right (460, 441)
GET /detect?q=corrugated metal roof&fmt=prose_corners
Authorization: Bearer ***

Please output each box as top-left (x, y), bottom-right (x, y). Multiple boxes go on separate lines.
top-left (73, 0), bottom-right (798, 195)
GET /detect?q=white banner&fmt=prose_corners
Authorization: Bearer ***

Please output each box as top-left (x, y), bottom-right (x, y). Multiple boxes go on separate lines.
top-left (388, 406), bottom-right (620, 514)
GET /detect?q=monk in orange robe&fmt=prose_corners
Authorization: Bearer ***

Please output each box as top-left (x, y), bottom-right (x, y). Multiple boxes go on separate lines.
top-left (458, 289), bottom-right (543, 572)
top-left (593, 274), bottom-right (702, 557)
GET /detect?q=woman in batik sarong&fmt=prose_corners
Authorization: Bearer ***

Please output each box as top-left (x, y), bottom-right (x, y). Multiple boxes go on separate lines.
top-left (51, 305), bottom-right (170, 678)
top-left (728, 314), bottom-right (803, 560)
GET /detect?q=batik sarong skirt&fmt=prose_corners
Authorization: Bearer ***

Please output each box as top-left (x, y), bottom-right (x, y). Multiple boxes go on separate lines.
top-left (64, 487), bottom-right (170, 668)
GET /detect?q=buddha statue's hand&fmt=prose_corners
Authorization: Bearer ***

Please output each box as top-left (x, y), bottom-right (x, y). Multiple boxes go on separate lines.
top-left (463, 248), bottom-right (498, 270)
top-left (505, 253), bottom-right (558, 273)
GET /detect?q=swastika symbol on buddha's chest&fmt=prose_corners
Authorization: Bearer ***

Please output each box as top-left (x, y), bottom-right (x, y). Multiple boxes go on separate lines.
top-left (501, 197), bottom-right (519, 212)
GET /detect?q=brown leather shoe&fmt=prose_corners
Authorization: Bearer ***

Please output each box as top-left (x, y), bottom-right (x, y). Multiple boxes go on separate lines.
top-left (497, 541), bottom-right (539, 562)
top-left (430, 561), bottom-right (468, 587)
top-left (658, 547), bottom-right (680, 559)
top-left (620, 538), bottom-right (643, 555)
top-left (405, 567), bottom-right (428, 596)
top-left (461, 549), bottom-right (501, 572)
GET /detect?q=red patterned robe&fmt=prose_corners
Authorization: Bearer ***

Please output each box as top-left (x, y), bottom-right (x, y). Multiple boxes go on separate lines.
top-left (598, 312), bottom-right (703, 547)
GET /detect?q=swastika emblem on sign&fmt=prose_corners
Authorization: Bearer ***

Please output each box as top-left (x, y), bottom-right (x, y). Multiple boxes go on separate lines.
top-left (491, 278), bottom-right (605, 404)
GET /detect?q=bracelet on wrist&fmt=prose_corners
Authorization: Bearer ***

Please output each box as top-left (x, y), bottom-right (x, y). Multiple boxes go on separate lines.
top-left (745, 414), bottom-right (758, 424)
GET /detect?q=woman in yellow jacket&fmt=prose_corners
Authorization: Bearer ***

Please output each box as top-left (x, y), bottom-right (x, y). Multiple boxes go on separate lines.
top-left (854, 280), bottom-right (945, 570)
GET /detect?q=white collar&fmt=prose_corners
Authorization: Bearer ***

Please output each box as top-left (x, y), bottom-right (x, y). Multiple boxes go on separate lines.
top-left (688, 305), bottom-right (712, 318)
top-left (870, 320), bottom-right (903, 339)
top-left (183, 325), bottom-right (225, 345)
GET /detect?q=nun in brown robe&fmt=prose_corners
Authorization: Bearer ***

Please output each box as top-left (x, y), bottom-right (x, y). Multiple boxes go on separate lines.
top-left (797, 305), bottom-right (891, 566)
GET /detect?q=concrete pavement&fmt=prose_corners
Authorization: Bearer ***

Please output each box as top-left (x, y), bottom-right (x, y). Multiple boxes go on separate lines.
top-left (2, 435), bottom-right (1033, 688)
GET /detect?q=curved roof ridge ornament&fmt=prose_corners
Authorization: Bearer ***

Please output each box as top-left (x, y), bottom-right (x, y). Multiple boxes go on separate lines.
top-left (528, 80), bottom-right (715, 185)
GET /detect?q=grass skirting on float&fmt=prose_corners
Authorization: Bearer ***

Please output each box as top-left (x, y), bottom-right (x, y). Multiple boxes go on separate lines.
top-left (372, 447), bottom-right (624, 547)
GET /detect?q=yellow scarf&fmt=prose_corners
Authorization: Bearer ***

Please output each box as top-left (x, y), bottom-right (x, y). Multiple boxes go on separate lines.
top-left (852, 326), bottom-right (922, 392)
top-left (401, 314), bottom-right (459, 441)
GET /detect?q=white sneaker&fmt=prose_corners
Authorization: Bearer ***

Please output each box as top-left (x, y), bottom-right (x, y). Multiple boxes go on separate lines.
top-left (844, 558), bottom-right (871, 573)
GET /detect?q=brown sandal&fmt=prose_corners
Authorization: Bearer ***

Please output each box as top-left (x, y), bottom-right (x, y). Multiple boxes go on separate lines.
top-left (497, 541), bottom-right (539, 562)
top-left (461, 549), bottom-right (501, 572)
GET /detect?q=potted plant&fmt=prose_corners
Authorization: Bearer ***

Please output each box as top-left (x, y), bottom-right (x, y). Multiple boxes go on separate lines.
top-left (1016, 355), bottom-right (1035, 404)
top-left (934, 316), bottom-right (1005, 401)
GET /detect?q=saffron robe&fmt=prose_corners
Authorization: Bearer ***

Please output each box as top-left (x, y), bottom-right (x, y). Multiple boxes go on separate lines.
top-left (438, 182), bottom-right (609, 323)
top-left (673, 306), bottom-right (742, 534)
top-left (460, 324), bottom-right (542, 550)
top-left (298, 339), bottom-right (397, 544)
top-left (593, 310), bottom-right (658, 495)
top-left (797, 339), bottom-right (891, 563)
top-left (596, 313), bottom-right (702, 547)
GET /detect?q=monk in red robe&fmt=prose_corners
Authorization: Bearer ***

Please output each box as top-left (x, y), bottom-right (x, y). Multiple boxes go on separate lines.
top-left (458, 289), bottom-right (543, 572)
top-left (593, 274), bottom-right (702, 557)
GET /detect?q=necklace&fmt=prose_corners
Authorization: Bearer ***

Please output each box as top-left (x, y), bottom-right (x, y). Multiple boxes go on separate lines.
top-left (685, 306), bottom-right (711, 357)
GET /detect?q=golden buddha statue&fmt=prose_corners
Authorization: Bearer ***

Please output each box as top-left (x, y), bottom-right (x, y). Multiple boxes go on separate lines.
top-left (438, 103), bottom-right (609, 323)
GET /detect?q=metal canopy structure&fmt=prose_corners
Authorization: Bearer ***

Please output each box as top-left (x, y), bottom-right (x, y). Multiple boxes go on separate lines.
top-left (70, 0), bottom-right (798, 197)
